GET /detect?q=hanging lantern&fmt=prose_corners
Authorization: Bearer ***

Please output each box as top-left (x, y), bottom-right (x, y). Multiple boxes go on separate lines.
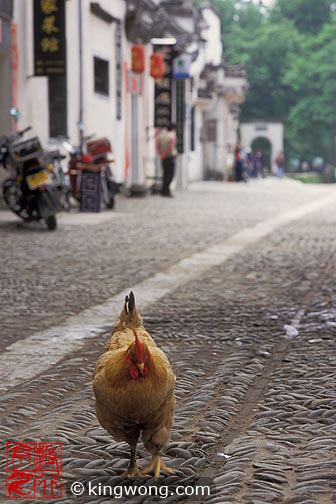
top-left (150, 53), bottom-right (165, 79)
top-left (131, 45), bottom-right (145, 73)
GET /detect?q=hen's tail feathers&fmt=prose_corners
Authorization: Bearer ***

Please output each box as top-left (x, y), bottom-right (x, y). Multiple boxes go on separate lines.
top-left (118, 291), bottom-right (142, 329)
top-left (124, 291), bottom-right (135, 315)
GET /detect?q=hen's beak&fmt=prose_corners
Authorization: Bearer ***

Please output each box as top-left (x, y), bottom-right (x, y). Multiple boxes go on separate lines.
top-left (137, 362), bottom-right (145, 375)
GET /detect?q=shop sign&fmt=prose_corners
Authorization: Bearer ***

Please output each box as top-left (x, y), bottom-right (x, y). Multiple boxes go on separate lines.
top-left (173, 54), bottom-right (191, 79)
top-left (176, 79), bottom-right (184, 153)
top-left (34, 0), bottom-right (66, 76)
top-left (154, 44), bottom-right (174, 128)
top-left (115, 21), bottom-right (122, 119)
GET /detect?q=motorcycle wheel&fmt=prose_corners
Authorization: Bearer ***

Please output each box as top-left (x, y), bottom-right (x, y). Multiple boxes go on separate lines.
top-left (3, 179), bottom-right (30, 220)
top-left (46, 216), bottom-right (57, 231)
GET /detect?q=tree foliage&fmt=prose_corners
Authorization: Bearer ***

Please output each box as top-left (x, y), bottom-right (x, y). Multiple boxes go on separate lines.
top-left (272, 0), bottom-right (333, 34)
top-left (194, 0), bottom-right (336, 161)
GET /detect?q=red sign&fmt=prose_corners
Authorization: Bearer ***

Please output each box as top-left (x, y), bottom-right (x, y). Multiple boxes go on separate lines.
top-left (150, 53), bottom-right (164, 79)
top-left (131, 45), bottom-right (145, 73)
top-left (6, 442), bottom-right (62, 499)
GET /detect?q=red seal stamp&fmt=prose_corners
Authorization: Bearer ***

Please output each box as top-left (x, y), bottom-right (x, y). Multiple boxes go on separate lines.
top-left (6, 442), bottom-right (62, 499)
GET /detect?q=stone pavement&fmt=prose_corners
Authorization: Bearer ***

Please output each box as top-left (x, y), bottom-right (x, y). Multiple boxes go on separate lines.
top-left (1, 179), bottom-right (336, 503)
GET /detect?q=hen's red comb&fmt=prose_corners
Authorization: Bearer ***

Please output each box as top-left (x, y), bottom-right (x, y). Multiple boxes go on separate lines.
top-left (132, 329), bottom-right (144, 363)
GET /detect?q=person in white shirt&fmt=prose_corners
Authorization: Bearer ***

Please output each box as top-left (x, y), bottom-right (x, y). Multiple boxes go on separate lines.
top-left (157, 124), bottom-right (177, 197)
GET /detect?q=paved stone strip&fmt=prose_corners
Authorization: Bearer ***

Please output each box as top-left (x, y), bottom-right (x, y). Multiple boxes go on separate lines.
top-left (1, 192), bottom-right (336, 393)
top-left (209, 236), bottom-right (336, 462)
top-left (1, 180), bottom-right (335, 352)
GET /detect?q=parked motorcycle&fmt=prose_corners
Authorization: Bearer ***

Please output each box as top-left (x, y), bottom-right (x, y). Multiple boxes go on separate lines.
top-left (60, 135), bottom-right (118, 210)
top-left (1, 112), bottom-right (61, 230)
top-left (86, 137), bottom-right (119, 210)
top-left (42, 147), bottom-right (72, 211)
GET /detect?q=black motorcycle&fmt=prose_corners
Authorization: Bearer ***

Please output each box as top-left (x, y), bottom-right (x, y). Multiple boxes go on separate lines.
top-left (1, 127), bottom-right (61, 230)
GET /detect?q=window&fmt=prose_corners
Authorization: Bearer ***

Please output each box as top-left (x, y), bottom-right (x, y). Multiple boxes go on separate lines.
top-left (94, 56), bottom-right (109, 96)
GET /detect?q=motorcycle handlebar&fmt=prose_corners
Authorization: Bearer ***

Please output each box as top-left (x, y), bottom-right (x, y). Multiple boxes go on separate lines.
top-left (9, 126), bottom-right (32, 143)
top-left (20, 126), bottom-right (32, 136)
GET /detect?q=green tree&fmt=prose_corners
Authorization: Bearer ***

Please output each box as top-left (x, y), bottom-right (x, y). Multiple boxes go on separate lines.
top-left (284, 15), bottom-right (336, 161)
top-left (236, 20), bottom-right (300, 122)
top-left (271, 0), bottom-right (333, 34)
top-left (193, 0), bottom-right (336, 162)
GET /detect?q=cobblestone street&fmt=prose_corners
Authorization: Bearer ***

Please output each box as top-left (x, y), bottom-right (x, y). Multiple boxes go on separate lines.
top-left (1, 179), bottom-right (336, 503)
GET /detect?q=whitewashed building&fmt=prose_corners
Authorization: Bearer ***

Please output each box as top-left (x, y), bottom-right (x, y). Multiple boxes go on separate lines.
top-left (0, 0), bottom-right (247, 188)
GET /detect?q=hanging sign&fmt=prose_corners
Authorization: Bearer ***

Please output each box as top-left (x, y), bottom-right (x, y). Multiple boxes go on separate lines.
top-left (131, 45), bottom-right (145, 73)
top-left (176, 79), bottom-right (184, 153)
top-left (173, 54), bottom-right (191, 79)
top-left (34, 0), bottom-right (66, 76)
top-left (154, 44), bottom-right (175, 128)
top-left (115, 21), bottom-right (122, 119)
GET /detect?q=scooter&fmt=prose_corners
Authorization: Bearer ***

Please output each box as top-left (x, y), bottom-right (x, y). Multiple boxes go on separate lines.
top-left (1, 110), bottom-right (61, 230)
top-left (86, 137), bottom-right (119, 209)
top-left (60, 135), bottom-right (118, 209)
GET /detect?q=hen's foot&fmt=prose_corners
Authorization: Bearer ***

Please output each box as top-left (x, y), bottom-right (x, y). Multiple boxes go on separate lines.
top-left (142, 455), bottom-right (175, 479)
top-left (121, 464), bottom-right (150, 479)
top-left (121, 464), bottom-right (143, 478)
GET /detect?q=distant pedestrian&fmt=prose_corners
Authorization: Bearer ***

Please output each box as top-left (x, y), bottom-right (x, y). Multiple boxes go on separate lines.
top-left (245, 147), bottom-right (253, 180)
top-left (255, 150), bottom-right (264, 178)
top-left (234, 143), bottom-right (243, 182)
top-left (275, 151), bottom-right (286, 178)
top-left (157, 124), bottom-right (177, 197)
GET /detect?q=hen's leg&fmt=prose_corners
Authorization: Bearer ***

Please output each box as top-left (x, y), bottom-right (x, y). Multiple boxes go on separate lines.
top-left (121, 445), bottom-right (143, 478)
top-left (142, 454), bottom-right (175, 479)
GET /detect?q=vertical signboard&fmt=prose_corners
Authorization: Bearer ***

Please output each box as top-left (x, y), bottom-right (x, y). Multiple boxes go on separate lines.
top-left (176, 79), bottom-right (184, 153)
top-left (11, 23), bottom-right (18, 129)
top-left (115, 21), bottom-right (122, 120)
top-left (154, 44), bottom-right (174, 128)
top-left (34, 0), bottom-right (66, 76)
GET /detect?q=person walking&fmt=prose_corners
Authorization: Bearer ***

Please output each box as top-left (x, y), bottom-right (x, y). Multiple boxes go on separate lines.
top-left (157, 124), bottom-right (177, 197)
top-left (255, 150), bottom-right (264, 178)
top-left (234, 143), bottom-right (243, 182)
top-left (245, 147), bottom-right (253, 180)
top-left (275, 151), bottom-right (286, 178)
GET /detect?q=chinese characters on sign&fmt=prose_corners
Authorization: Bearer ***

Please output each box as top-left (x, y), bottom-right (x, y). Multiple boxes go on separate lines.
top-left (34, 0), bottom-right (66, 76)
top-left (115, 21), bottom-right (122, 120)
top-left (176, 80), bottom-right (185, 154)
top-left (6, 442), bottom-right (62, 500)
top-left (154, 45), bottom-right (175, 128)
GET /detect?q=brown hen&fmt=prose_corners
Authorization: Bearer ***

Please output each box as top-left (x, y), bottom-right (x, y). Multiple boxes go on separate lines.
top-left (93, 291), bottom-right (176, 478)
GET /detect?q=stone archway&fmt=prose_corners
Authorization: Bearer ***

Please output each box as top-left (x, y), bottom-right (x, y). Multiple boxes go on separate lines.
top-left (240, 121), bottom-right (284, 173)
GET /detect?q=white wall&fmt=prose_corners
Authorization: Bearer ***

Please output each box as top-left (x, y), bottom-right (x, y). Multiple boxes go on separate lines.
top-left (187, 106), bottom-right (204, 180)
top-left (200, 7), bottom-right (222, 66)
top-left (14, 0), bottom-right (49, 143)
top-left (11, 0), bottom-right (157, 185)
top-left (66, 0), bottom-right (80, 145)
top-left (80, 0), bottom-right (127, 182)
